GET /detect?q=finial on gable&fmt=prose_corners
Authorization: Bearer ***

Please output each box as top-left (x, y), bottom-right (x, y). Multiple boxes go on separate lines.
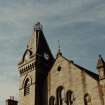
top-left (99, 54), bottom-right (102, 59)
top-left (56, 40), bottom-right (62, 57)
top-left (58, 40), bottom-right (61, 53)
top-left (97, 54), bottom-right (105, 80)
top-left (97, 54), bottom-right (105, 69)
top-left (33, 22), bottom-right (43, 31)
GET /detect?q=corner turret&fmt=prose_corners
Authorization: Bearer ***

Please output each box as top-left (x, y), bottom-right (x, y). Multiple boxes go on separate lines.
top-left (97, 55), bottom-right (105, 80)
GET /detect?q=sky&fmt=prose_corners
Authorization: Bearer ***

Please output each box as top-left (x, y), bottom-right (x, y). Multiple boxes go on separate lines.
top-left (0, 0), bottom-right (105, 104)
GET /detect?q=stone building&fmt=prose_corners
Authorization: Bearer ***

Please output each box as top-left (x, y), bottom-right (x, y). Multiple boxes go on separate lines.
top-left (18, 22), bottom-right (105, 105)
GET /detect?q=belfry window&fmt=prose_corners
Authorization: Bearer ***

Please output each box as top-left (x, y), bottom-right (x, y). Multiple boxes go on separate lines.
top-left (24, 78), bottom-right (30, 96)
top-left (66, 90), bottom-right (75, 105)
top-left (84, 93), bottom-right (92, 105)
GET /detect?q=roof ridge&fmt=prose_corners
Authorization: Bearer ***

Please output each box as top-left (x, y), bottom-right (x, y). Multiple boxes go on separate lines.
top-left (60, 55), bottom-right (99, 80)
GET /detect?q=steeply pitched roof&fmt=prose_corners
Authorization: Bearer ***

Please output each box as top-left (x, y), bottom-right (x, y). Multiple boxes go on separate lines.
top-left (61, 55), bottom-right (99, 81)
top-left (74, 63), bottom-right (99, 80)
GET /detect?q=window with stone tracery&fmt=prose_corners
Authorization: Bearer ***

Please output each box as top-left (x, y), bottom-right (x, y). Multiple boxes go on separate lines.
top-left (24, 78), bottom-right (30, 96)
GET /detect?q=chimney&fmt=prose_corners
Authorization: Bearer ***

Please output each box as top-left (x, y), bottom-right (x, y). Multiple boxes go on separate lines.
top-left (6, 96), bottom-right (18, 105)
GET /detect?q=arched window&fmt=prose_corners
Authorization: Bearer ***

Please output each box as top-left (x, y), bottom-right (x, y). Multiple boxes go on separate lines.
top-left (56, 86), bottom-right (64, 105)
top-left (49, 96), bottom-right (55, 105)
top-left (84, 93), bottom-right (92, 105)
top-left (24, 78), bottom-right (30, 96)
top-left (66, 90), bottom-right (75, 105)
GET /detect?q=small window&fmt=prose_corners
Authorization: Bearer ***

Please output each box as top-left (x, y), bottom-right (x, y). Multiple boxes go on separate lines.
top-left (24, 78), bottom-right (30, 96)
top-left (57, 66), bottom-right (61, 71)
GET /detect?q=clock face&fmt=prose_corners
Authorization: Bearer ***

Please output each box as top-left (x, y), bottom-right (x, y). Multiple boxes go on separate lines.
top-left (44, 53), bottom-right (49, 60)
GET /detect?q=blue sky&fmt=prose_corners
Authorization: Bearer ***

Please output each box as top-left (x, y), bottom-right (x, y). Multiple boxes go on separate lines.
top-left (0, 0), bottom-right (105, 104)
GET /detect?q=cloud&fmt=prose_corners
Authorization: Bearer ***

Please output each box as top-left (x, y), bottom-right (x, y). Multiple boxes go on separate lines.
top-left (0, 0), bottom-right (105, 105)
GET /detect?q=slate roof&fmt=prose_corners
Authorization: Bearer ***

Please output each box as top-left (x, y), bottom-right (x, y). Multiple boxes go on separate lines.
top-left (61, 55), bottom-right (99, 81)
top-left (74, 63), bottom-right (99, 80)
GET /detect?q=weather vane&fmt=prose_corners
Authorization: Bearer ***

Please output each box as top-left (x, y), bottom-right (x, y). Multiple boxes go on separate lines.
top-left (57, 40), bottom-right (62, 55)
top-left (58, 40), bottom-right (61, 51)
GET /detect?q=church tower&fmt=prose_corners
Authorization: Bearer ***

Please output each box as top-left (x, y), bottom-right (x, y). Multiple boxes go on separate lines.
top-left (18, 22), bottom-right (54, 105)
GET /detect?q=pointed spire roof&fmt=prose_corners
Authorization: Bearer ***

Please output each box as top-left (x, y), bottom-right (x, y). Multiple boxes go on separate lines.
top-left (19, 22), bottom-right (54, 65)
top-left (27, 22), bottom-right (43, 54)
top-left (97, 54), bottom-right (105, 68)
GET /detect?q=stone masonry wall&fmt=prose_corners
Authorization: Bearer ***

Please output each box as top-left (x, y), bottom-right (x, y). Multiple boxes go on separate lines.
top-left (48, 55), bottom-right (103, 105)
